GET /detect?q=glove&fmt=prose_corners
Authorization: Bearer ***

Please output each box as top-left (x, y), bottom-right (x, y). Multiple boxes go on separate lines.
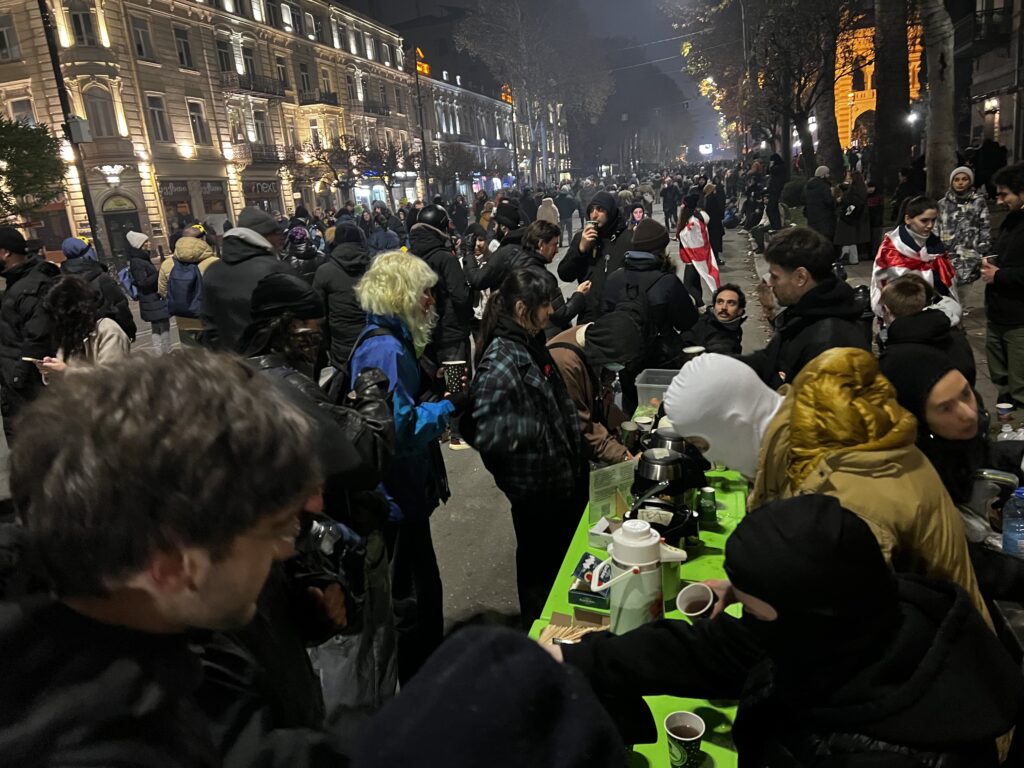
top-left (443, 390), bottom-right (469, 416)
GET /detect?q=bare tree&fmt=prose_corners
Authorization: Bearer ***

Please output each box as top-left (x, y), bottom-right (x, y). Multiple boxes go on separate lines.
top-left (873, 0), bottom-right (912, 194)
top-left (360, 139), bottom-right (421, 212)
top-left (919, 0), bottom-right (956, 200)
top-left (432, 143), bottom-right (478, 198)
top-left (284, 135), bottom-right (363, 205)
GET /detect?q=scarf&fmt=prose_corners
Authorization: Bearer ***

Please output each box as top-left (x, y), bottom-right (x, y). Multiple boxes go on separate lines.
top-left (492, 313), bottom-right (559, 380)
top-left (876, 225), bottom-right (956, 289)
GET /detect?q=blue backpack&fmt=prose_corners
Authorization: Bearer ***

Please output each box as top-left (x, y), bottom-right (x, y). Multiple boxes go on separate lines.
top-left (166, 258), bottom-right (202, 318)
top-left (117, 265), bottom-right (138, 300)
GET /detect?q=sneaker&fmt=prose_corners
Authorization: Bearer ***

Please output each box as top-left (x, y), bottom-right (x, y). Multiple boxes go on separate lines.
top-left (449, 438), bottom-right (470, 451)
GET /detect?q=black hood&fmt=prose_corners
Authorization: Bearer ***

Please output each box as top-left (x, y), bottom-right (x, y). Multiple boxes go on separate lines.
top-left (500, 226), bottom-right (527, 247)
top-left (886, 309), bottom-right (952, 347)
top-left (789, 276), bottom-right (862, 322)
top-left (803, 576), bottom-right (1024, 747)
top-left (408, 223), bottom-right (449, 256)
top-left (329, 241), bottom-right (372, 275)
top-left (60, 257), bottom-right (105, 281)
top-left (805, 176), bottom-right (831, 193)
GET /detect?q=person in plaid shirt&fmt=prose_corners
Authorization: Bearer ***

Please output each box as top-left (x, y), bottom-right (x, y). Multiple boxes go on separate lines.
top-left (464, 268), bottom-right (586, 627)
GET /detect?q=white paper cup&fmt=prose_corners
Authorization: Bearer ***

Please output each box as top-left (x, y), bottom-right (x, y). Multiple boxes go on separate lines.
top-left (677, 583), bottom-right (715, 620)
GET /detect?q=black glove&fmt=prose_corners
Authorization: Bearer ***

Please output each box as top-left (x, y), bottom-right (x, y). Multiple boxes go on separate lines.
top-left (444, 390), bottom-right (469, 416)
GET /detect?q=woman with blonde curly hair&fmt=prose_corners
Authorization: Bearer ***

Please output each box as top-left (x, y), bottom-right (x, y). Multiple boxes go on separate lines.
top-left (350, 249), bottom-right (465, 683)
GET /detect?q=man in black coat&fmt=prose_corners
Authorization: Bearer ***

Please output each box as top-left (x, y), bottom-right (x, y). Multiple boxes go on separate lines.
top-left (557, 191), bottom-right (633, 324)
top-left (741, 227), bottom-right (869, 388)
top-left (313, 223), bottom-right (373, 368)
top-left (554, 186), bottom-right (578, 247)
top-left (201, 206), bottom-right (289, 352)
top-left (684, 283), bottom-right (746, 356)
top-left (548, 495), bottom-right (1024, 766)
top-left (515, 220), bottom-right (588, 338)
top-left (803, 166), bottom-right (836, 242)
top-left (462, 200), bottom-right (527, 292)
top-left (766, 153), bottom-right (787, 230)
top-left (984, 163), bottom-right (1024, 411)
top-left (0, 227), bottom-right (58, 439)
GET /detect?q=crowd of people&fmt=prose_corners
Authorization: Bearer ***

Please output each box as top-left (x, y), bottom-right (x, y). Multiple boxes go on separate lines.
top-left (0, 146), bottom-right (1023, 767)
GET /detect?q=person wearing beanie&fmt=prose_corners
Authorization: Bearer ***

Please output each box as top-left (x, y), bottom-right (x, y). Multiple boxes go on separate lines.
top-left (804, 165), bottom-right (837, 242)
top-left (0, 226), bottom-right (59, 436)
top-left (201, 206), bottom-right (290, 351)
top-left (59, 237), bottom-right (137, 343)
top-left (557, 189), bottom-right (633, 324)
top-left (463, 199), bottom-right (528, 293)
top-left (537, 196), bottom-right (560, 228)
top-left (548, 311), bottom-right (644, 464)
top-left (313, 222), bottom-right (374, 366)
top-left (356, 626), bottom-right (624, 768)
top-left (551, 494), bottom-right (1023, 765)
top-left (937, 164), bottom-right (991, 260)
top-left (125, 231), bottom-right (171, 354)
top-left (601, 217), bottom-right (697, 415)
top-left (662, 347), bottom-right (989, 621)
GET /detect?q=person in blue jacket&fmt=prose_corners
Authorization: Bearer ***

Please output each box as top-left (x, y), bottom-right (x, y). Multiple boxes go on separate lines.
top-left (350, 249), bottom-right (465, 683)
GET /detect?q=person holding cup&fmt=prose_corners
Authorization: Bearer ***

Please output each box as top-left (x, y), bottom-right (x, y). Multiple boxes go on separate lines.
top-left (545, 495), bottom-right (1024, 765)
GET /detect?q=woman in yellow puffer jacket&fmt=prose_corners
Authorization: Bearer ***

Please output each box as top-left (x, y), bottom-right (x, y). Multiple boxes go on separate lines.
top-left (158, 235), bottom-right (219, 345)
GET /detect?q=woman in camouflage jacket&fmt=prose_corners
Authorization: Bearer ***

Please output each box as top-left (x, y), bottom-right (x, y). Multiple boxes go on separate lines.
top-left (937, 166), bottom-right (992, 256)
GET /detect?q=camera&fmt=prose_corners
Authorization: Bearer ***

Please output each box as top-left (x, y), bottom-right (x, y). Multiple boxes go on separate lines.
top-left (296, 515), bottom-right (367, 635)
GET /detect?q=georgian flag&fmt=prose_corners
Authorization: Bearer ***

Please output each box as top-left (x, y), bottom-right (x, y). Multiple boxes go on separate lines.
top-left (676, 210), bottom-right (720, 294)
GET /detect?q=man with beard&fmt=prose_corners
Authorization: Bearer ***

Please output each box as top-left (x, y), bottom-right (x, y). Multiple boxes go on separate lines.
top-left (545, 495), bottom-right (1023, 765)
top-left (557, 191), bottom-right (633, 324)
top-left (683, 283), bottom-right (747, 355)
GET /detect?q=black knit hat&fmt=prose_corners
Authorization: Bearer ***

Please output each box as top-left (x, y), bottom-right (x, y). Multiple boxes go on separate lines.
top-left (250, 272), bottom-right (324, 320)
top-left (631, 218), bottom-right (670, 254)
top-left (0, 227), bottom-right (27, 255)
top-left (584, 312), bottom-right (644, 368)
top-left (879, 343), bottom-right (955, 423)
top-left (494, 199), bottom-right (521, 229)
top-left (354, 626), bottom-right (625, 768)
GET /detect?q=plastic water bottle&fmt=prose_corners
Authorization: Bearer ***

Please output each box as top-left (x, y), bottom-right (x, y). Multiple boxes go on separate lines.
top-left (1002, 489), bottom-right (1024, 559)
top-left (998, 424), bottom-right (1017, 441)
top-left (1015, 427), bottom-right (1024, 441)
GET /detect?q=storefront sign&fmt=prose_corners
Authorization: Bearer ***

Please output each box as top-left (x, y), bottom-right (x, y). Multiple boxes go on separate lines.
top-left (201, 180), bottom-right (227, 215)
top-left (158, 180), bottom-right (190, 200)
top-left (102, 195), bottom-right (137, 213)
top-left (246, 180), bottom-right (280, 196)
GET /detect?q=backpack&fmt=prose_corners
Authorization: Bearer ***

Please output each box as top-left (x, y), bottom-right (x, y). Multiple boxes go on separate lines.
top-left (324, 326), bottom-right (400, 404)
top-left (548, 342), bottom-right (606, 426)
top-left (117, 265), bottom-right (138, 300)
top-left (166, 258), bottom-right (202, 318)
top-left (616, 270), bottom-right (683, 369)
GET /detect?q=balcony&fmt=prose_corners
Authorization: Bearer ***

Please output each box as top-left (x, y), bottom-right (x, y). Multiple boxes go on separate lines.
top-left (220, 72), bottom-right (286, 98)
top-left (955, 10), bottom-right (1013, 56)
top-left (361, 99), bottom-right (392, 117)
top-left (298, 89), bottom-right (339, 107)
top-left (231, 142), bottom-right (292, 165)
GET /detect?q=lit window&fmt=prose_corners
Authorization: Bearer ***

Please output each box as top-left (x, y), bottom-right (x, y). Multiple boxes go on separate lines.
top-left (0, 16), bottom-right (20, 61)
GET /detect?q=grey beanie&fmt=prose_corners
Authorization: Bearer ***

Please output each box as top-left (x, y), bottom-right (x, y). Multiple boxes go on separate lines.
top-left (238, 206), bottom-right (282, 235)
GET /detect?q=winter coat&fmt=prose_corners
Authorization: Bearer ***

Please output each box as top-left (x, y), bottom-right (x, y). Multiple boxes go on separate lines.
top-left (463, 226), bottom-right (527, 293)
top-left (408, 223), bottom-right (472, 350)
top-left (367, 227), bottom-right (400, 254)
top-left (750, 352), bottom-right (989, 622)
top-left (562, 575), bottom-right (1020, 766)
top-left (682, 311), bottom-right (745, 356)
top-left (0, 258), bottom-right (58, 405)
top-left (937, 188), bottom-right (991, 255)
top-left (871, 226), bottom-right (959, 321)
top-left (313, 241), bottom-right (372, 367)
top-left (200, 227), bottom-right (288, 351)
top-left (803, 176), bottom-right (836, 240)
top-left (554, 192), bottom-right (577, 220)
top-left (881, 308), bottom-right (977, 387)
top-left (547, 326), bottom-right (629, 464)
top-left (602, 251), bottom-right (699, 363)
top-left (281, 242), bottom-right (327, 284)
top-left (987, 208), bottom-right (1024, 327)
top-left (703, 190), bottom-right (725, 239)
top-left (159, 237), bottom-right (218, 332)
top-left (834, 180), bottom-right (870, 247)
top-left (451, 200), bottom-right (470, 233)
top-left (511, 249), bottom-right (585, 338)
top-left (61, 257), bottom-right (137, 342)
top-left (766, 157), bottom-right (786, 200)
top-left (465, 320), bottom-right (584, 499)
top-left (558, 212), bottom-right (633, 323)
top-left (47, 317), bottom-right (129, 378)
top-left (126, 247), bottom-right (168, 322)
top-left (740, 276), bottom-right (869, 389)
top-left (350, 314), bottom-right (453, 522)
top-left (537, 198), bottom-right (560, 226)
top-left (519, 195), bottom-right (539, 224)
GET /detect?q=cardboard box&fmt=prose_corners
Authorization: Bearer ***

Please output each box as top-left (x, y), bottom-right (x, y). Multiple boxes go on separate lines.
top-left (567, 552), bottom-right (611, 609)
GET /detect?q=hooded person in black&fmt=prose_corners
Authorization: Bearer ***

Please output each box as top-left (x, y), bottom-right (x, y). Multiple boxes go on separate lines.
top-left (558, 190), bottom-right (633, 324)
top-left (557, 495), bottom-right (1024, 767)
top-left (60, 237), bottom-right (137, 342)
top-left (462, 199), bottom-right (528, 292)
top-left (314, 223), bottom-right (374, 367)
top-left (740, 226), bottom-right (869, 388)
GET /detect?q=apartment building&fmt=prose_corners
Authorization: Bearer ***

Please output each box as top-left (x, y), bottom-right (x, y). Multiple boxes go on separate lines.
top-left (0, 0), bottom-right (417, 257)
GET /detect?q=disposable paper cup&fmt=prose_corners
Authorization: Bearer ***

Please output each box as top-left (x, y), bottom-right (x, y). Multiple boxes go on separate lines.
top-left (997, 402), bottom-right (1015, 418)
top-left (665, 710), bottom-right (705, 767)
top-left (677, 583), bottom-right (715, 620)
top-left (442, 361), bottom-right (468, 394)
top-left (682, 346), bottom-right (706, 357)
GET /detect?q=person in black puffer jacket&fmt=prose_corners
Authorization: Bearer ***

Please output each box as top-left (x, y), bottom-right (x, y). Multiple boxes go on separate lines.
top-left (558, 191), bottom-right (633, 324)
top-left (282, 224), bottom-right (327, 284)
top-left (60, 237), bottom-right (136, 342)
top-left (313, 223), bottom-right (373, 367)
top-left (602, 219), bottom-right (698, 416)
top-left (462, 199), bottom-right (527, 292)
top-left (407, 206), bottom-right (472, 368)
top-left (125, 231), bottom-right (171, 354)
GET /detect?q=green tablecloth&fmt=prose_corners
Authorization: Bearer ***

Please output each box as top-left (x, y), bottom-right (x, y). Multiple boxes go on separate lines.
top-left (529, 470), bottom-right (747, 768)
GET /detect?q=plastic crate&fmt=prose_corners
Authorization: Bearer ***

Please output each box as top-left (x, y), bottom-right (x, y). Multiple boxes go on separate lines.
top-left (634, 368), bottom-right (679, 409)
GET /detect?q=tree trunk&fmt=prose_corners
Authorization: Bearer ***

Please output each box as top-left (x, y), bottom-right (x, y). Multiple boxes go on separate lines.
top-left (816, 29), bottom-right (845, 178)
top-left (873, 0), bottom-right (912, 194)
top-left (919, 0), bottom-right (956, 200)
top-left (794, 113), bottom-right (817, 178)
